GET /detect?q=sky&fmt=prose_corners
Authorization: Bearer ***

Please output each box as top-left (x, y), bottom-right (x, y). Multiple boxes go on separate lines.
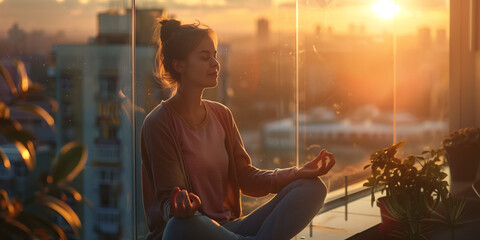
top-left (0, 0), bottom-right (449, 41)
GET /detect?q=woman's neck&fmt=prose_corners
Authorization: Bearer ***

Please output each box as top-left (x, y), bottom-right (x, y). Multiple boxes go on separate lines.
top-left (168, 85), bottom-right (205, 116)
top-left (168, 86), bottom-right (207, 128)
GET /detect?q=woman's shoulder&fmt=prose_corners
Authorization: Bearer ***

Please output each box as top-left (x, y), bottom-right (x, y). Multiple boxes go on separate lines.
top-left (143, 101), bottom-right (172, 127)
top-left (203, 99), bottom-right (231, 116)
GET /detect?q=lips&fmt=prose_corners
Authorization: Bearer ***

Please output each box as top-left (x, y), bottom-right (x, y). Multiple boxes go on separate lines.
top-left (208, 72), bottom-right (218, 77)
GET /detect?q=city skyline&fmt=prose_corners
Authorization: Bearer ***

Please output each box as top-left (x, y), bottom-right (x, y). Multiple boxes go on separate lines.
top-left (0, 0), bottom-right (449, 40)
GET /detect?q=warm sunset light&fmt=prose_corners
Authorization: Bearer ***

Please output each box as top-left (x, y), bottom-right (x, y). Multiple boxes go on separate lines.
top-left (19, 148), bottom-right (30, 160)
top-left (371, 0), bottom-right (400, 19)
top-left (1, 151), bottom-right (11, 169)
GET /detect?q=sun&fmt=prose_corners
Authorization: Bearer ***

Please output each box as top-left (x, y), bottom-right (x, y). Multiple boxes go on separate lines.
top-left (371, 0), bottom-right (400, 19)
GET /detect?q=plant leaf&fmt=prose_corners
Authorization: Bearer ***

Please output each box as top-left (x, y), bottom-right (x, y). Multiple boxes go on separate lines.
top-left (47, 185), bottom-right (83, 203)
top-left (0, 219), bottom-right (33, 239)
top-left (14, 60), bottom-right (30, 94)
top-left (0, 189), bottom-right (15, 216)
top-left (29, 194), bottom-right (82, 234)
top-left (0, 147), bottom-right (11, 171)
top-left (0, 102), bottom-right (10, 119)
top-left (13, 140), bottom-right (35, 171)
top-left (0, 118), bottom-right (22, 134)
top-left (50, 142), bottom-right (87, 185)
top-left (12, 104), bottom-right (55, 126)
top-left (16, 212), bottom-right (68, 240)
top-left (0, 60), bottom-right (18, 96)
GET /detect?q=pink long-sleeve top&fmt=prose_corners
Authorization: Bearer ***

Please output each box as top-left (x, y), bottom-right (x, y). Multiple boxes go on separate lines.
top-left (140, 99), bottom-right (299, 240)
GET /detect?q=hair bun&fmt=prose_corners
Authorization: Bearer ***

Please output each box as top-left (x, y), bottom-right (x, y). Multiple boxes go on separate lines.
top-left (160, 19), bottom-right (181, 43)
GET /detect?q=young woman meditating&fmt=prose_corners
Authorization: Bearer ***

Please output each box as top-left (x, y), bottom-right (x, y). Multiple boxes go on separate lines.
top-left (141, 19), bottom-right (336, 240)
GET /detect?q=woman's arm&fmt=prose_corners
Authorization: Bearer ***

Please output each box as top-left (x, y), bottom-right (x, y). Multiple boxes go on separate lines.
top-left (226, 107), bottom-right (335, 197)
top-left (141, 110), bottom-right (189, 227)
top-left (225, 108), bottom-right (298, 197)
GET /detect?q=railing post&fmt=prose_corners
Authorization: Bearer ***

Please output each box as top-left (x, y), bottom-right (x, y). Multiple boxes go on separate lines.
top-left (345, 175), bottom-right (348, 221)
top-left (309, 221), bottom-right (313, 237)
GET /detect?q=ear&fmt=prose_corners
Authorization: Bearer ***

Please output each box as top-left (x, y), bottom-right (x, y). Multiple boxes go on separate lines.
top-left (172, 59), bottom-right (186, 74)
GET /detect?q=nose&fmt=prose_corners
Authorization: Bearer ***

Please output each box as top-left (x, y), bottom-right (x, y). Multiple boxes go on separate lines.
top-left (211, 57), bottom-right (220, 68)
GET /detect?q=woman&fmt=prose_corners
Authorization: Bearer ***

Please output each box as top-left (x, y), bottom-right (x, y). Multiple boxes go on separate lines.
top-left (141, 19), bottom-right (336, 240)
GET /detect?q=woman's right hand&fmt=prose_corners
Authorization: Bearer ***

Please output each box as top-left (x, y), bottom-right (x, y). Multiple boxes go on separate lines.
top-left (170, 187), bottom-right (202, 218)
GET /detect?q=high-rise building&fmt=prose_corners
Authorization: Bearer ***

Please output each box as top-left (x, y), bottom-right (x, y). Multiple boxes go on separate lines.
top-left (52, 8), bottom-right (165, 240)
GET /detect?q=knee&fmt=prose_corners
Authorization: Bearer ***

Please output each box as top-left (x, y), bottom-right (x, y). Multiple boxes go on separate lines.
top-left (295, 178), bottom-right (327, 206)
top-left (163, 214), bottom-right (217, 239)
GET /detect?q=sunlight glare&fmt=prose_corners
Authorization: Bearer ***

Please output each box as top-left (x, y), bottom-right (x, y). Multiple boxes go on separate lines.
top-left (79, 0), bottom-right (90, 4)
top-left (371, 0), bottom-right (400, 19)
top-left (21, 149), bottom-right (30, 160)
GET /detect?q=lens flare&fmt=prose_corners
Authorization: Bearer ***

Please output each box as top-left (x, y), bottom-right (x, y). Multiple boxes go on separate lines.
top-left (371, 0), bottom-right (400, 19)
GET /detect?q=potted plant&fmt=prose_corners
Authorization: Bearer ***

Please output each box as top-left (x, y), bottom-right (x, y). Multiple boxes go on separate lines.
top-left (363, 141), bottom-right (450, 240)
top-left (442, 127), bottom-right (480, 182)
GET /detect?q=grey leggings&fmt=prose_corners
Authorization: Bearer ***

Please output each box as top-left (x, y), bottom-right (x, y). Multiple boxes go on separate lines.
top-left (163, 178), bottom-right (327, 240)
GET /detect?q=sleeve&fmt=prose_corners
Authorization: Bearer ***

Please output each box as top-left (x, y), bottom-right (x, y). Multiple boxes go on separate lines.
top-left (225, 107), bottom-right (299, 197)
top-left (141, 114), bottom-right (187, 228)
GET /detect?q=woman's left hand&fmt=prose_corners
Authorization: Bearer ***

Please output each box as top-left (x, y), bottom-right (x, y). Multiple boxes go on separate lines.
top-left (297, 149), bottom-right (336, 179)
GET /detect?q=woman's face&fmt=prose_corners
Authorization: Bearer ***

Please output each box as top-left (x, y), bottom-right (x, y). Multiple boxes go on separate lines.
top-left (180, 36), bottom-right (220, 89)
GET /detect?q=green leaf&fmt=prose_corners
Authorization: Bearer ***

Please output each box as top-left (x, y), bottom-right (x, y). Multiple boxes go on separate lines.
top-left (0, 189), bottom-right (15, 216)
top-left (47, 185), bottom-right (83, 203)
top-left (0, 219), bottom-right (33, 240)
top-left (363, 164), bottom-right (371, 170)
top-left (0, 147), bottom-right (11, 171)
top-left (13, 140), bottom-right (36, 171)
top-left (394, 141), bottom-right (406, 149)
top-left (14, 60), bottom-right (31, 94)
top-left (50, 142), bottom-right (88, 185)
top-left (0, 60), bottom-right (18, 97)
top-left (12, 104), bottom-right (55, 126)
top-left (439, 172), bottom-right (448, 180)
top-left (16, 212), bottom-right (68, 240)
top-left (0, 118), bottom-right (22, 134)
top-left (0, 102), bottom-right (10, 119)
top-left (28, 194), bottom-right (82, 235)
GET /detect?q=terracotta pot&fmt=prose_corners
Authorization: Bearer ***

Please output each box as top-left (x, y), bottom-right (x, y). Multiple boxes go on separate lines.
top-left (377, 197), bottom-right (402, 240)
top-left (376, 196), bottom-right (433, 239)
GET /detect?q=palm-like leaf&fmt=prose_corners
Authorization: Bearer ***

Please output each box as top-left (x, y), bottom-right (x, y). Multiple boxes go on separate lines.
top-left (0, 218), bottom-right (34, 239)
top-left (12, 103), bottom-right (55, 126)
top-left (16, 212), bottom-right (68, 240)
top-left (25, 194), bottom-right (82, 235)
top-left (58, 185), bottom-right (82, 202)
top-left (13, 60), bottom-right (30, 94)
top-left (0, 61), bottom-right (18, 97)
top-left (50, 142), bottom-right (87, 185)
top-left (0, 102), bottom-right (10, 119)
top-left (13, 140), bottom-right (35, 171)
top-left (0, 189), bottom-right (15, 217)
top-left (0, 147), bottom-right (11, 171)
top-left (0, 117), bottom-right (37, 171)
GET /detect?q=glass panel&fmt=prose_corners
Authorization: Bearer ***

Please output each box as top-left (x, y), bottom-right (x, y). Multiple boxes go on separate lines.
top-left (297, 0), bottom-right (449, 192)
top-left (132, 6), bottom-right (167, 238)
top-left (0, 1), bottom-right (134, 239)
top-left (297, 0), bottom-right (396, 193)
top-left (394, 0), bottom-right (449, 153)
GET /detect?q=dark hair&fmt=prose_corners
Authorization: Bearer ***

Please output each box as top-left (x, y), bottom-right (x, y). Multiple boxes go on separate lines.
top-left (153, 19), bottom-right (217, 89)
